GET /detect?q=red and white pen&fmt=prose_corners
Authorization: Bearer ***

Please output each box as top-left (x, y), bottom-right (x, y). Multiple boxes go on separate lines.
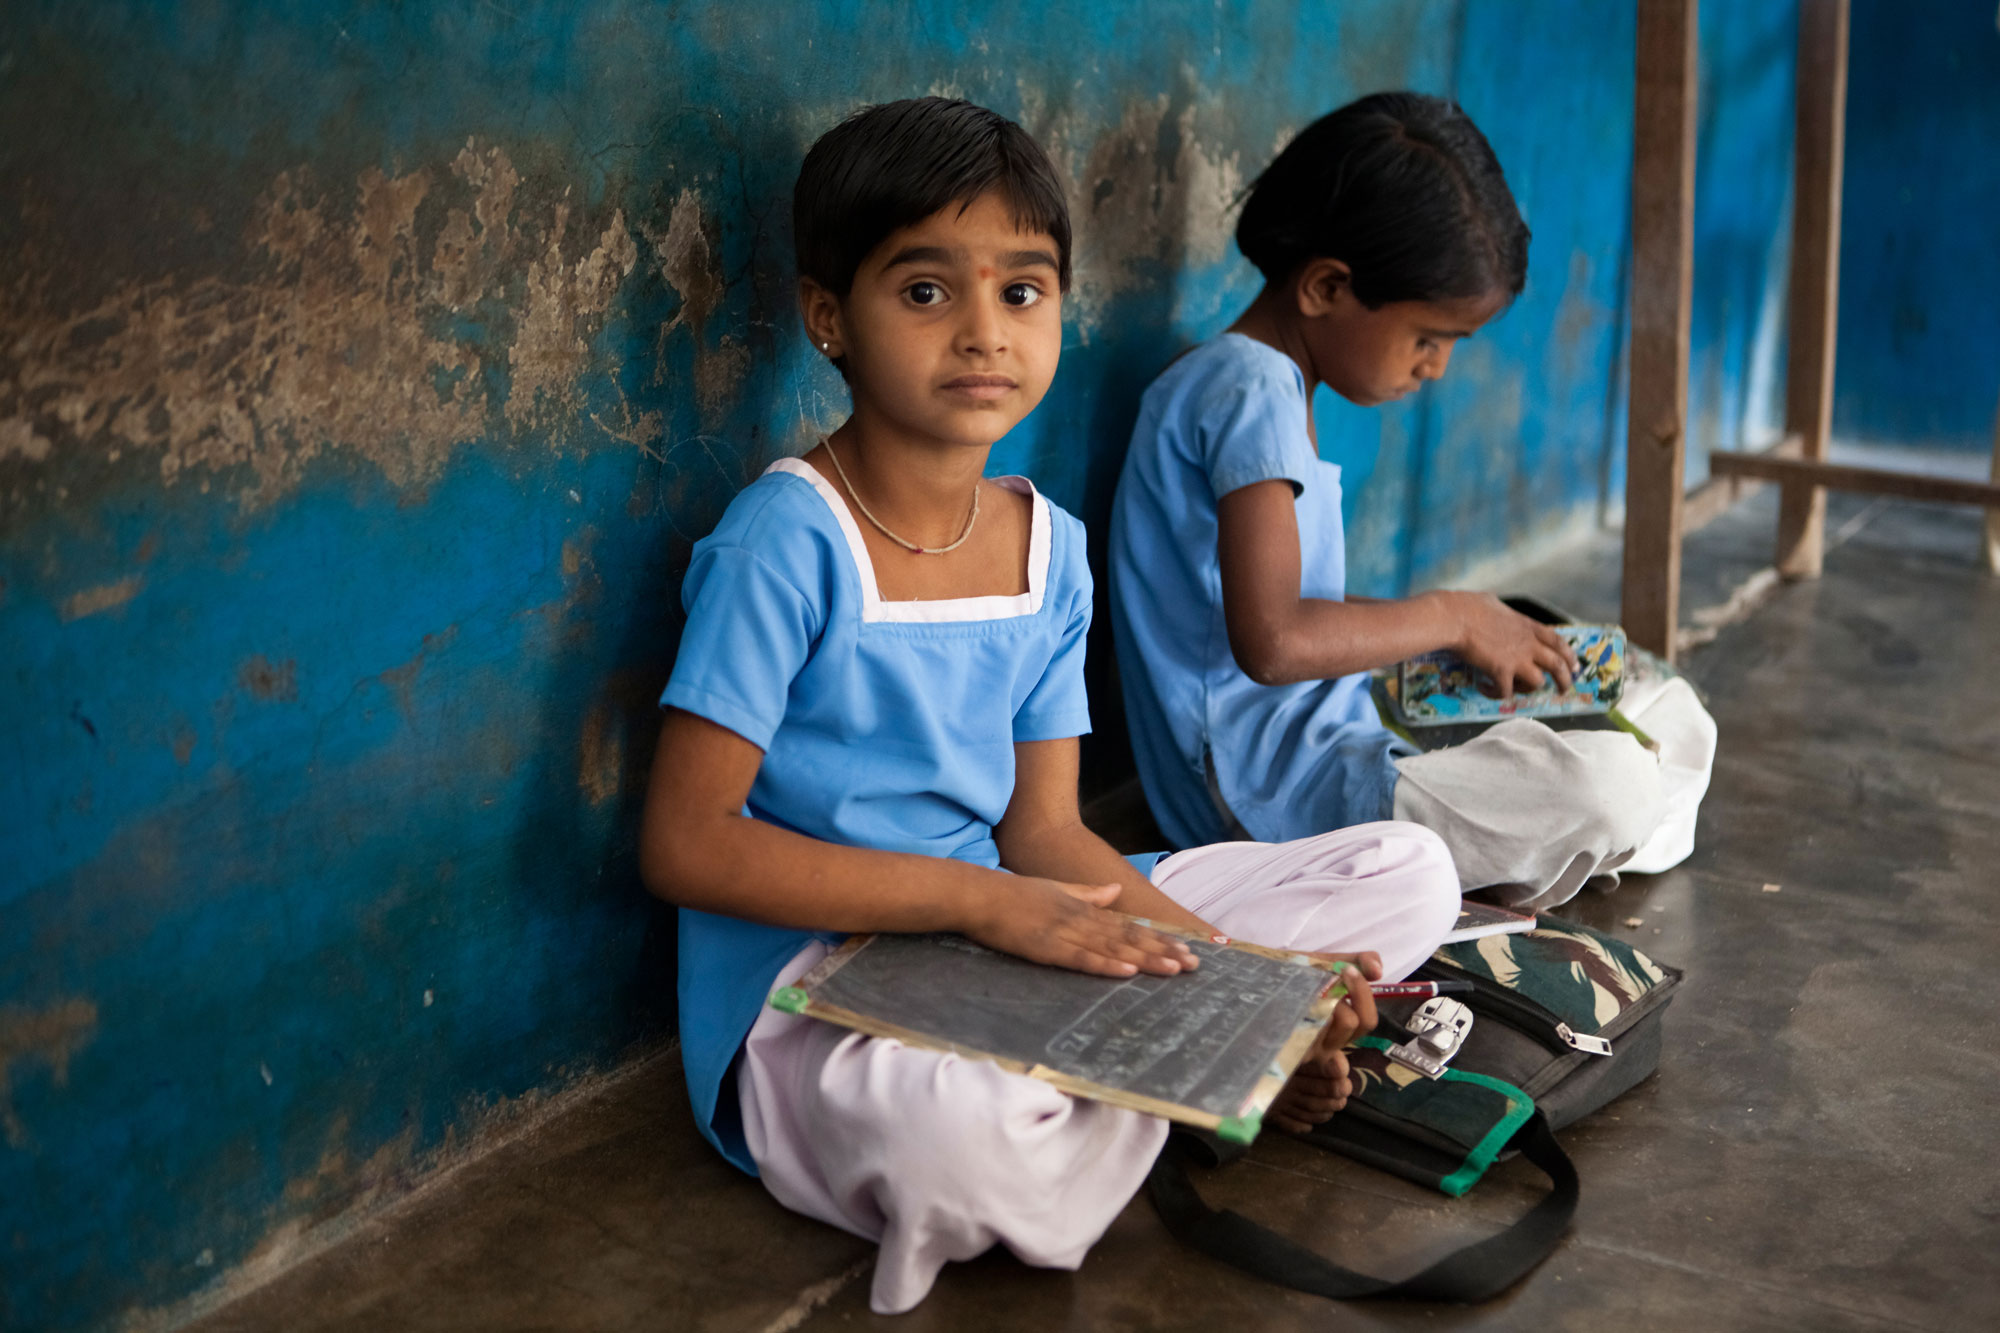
top-left (1366, 980), bottom-right (1475, 998)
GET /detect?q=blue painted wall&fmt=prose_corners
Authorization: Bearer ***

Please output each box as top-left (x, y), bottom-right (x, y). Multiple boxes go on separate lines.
top-left (1834, 0), bottom-right (2000, 454)
top-left (1, 2), bottom-right (1919, 1328)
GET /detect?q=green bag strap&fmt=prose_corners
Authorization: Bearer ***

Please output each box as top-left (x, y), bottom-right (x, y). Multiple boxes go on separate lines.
top-left (1349, 1035), bottom-right (1538, 1196)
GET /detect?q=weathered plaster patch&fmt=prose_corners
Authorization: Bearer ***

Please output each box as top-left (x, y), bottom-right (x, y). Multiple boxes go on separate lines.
top-left (1171, 105), bottom-right (1245, 268)
top-left (641, 188), bottom-right (723, 339)
top-left (0, 416), bottom-right (51, 462)
top-left (637, 188), bottom-right (745, 421)
top-left (281, 1111), bottom-right (419, 1220)
top-left (504, 201), bottom-right (639, 429)
top-left (59, 574), bottom-right (145, 622)
top-left (0, 141), bottom-right (639, 508)
top-left (237, 655), bottom-right (298, 703)
top-left (372, 626), bottom-right (461, 723)
top-left (589, 387), bottom-right (666, 460)
top-left (0, 997), bottom-right (99, 1146)
top-left (694, 335), bottom-right (752, 418)
top-left (1048, 97), bottom-right (1244, 334)
top-left (576, 699), bottom-right (623, 806)
top-left (1548, 249), bottom-right (1610, 389)
top-left (557, 524), bottom-right (604, 618)
top-left (560, 529), bottom-right (594, 578)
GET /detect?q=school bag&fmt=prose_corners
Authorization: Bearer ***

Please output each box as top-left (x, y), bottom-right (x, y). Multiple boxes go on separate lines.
top-left (1146, 915), bottom-right (1682, 1302)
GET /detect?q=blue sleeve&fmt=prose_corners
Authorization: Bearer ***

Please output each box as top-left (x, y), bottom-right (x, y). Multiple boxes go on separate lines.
top-left (1200, 368), bottom-right (1313, 500)
top-left (660, 541), bottom-right (819, 751)
top-left (1013, 519), bottom-right (1093, 743)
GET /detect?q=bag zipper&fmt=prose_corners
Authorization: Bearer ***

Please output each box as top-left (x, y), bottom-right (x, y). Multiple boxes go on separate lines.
top-left (1413, 963), bottom-right (1614, 1057)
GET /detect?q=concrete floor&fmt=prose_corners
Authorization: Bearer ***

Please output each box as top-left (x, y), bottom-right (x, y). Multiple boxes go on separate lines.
top-left (188, 492), bottom-right (2000, 1332)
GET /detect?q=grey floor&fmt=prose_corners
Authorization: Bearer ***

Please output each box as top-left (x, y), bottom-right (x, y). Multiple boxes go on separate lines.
top-left (189, 492), bottom-right (2000, 1332)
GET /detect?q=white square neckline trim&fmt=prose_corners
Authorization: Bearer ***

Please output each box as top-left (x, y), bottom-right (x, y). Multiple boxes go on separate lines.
top-left (765, 456), bottom-right (1052, 623)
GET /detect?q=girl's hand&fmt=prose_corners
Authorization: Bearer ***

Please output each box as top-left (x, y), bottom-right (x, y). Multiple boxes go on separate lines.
top-left (1270, 962), bottom-right (1378, 1132)
top-left (963, 878), bottom-right (1200, 978)
top-left (1307, 950), bottom-right (1383, 982)
top-left (1439, 591), bottom-right (1578, 698)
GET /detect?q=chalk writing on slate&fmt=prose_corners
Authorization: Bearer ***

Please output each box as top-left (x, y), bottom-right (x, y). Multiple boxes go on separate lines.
top-left (802, 931), bottom-right (1329, 1120)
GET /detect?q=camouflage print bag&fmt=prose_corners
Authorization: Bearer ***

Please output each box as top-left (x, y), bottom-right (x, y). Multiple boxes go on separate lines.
top-left (1308, 916), bottom-right (1682, 1195)
top-left (1147, 917), bottom-right (1680, 1302)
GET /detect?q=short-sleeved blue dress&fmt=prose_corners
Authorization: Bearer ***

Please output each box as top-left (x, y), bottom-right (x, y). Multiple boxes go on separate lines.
top-left (1109, 333), bottom-right (1413, 850)
top-left (660, 458), bottom-right (1097, 1173)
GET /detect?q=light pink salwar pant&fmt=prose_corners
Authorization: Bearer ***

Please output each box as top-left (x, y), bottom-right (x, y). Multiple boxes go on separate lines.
top-left (735, 821), bottom-right (1459, 1313)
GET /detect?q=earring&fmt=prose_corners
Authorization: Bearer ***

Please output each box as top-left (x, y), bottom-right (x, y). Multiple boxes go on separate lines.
top-left (820, 342), bottom-right (830, 353)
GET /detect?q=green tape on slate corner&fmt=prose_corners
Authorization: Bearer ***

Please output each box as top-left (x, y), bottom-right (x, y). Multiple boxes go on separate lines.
top-left (769, 986), bottom-right (810, 1015)
top-left (1216, 1110), bottom-right (1263, 1145)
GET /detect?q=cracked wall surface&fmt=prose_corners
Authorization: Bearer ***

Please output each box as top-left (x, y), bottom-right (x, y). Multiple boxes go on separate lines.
top-left (0, 2), bottom-right (1807, 1328)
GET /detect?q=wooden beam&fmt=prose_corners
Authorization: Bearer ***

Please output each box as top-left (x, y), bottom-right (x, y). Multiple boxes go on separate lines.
top-left (1709, 452), bottom-right (2000, 508)
top-left (1775, 0), bottom-right (1850, 579)
top-left (1682, 434), bottom-right (1803, 533)
top-left (1623, 0), bottom-right (1698, 662)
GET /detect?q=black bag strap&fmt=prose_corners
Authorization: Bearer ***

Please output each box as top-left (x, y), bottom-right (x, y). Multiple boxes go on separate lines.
top-left (1145, 1110), bottom-right (1577, 1303)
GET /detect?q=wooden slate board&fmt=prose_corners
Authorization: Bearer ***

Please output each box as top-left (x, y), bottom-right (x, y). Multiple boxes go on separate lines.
top-left (770, 922), bottom-right (1344, 1143)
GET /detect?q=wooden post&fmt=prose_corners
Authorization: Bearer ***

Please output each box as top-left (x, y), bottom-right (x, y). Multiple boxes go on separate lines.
top-left (1623, 0), bottom-right (1698, 661)
top-left (1775, 0), bottom-right (1850, 579)
top-left (1986, 397), bottom-right (2000, 573)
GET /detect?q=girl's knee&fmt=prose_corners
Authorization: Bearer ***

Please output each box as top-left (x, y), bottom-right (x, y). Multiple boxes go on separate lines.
top-left (1369, 822), bottom-right (1460, 936)
top-left (1589, 743), bottom-right (1668, 852)
top-left (1410, 827), bottom-right (1463, 927)
top-left (1358, 820), bottom-right (1452, 872)
top-left (1387, 821), bottom-right (1459, 888)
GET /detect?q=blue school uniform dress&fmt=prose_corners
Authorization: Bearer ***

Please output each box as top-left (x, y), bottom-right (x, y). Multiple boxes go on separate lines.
top-left (660, 458), bottom-right (1097, 1173)
top-left (1109, 333), bottom-right (1412, 849)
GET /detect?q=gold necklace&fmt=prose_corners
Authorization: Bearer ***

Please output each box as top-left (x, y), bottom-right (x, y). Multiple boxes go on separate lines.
top-left (822, 437), bottom-right (981, 556)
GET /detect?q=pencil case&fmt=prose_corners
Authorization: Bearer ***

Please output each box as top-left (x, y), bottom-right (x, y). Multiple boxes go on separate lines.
top-left (1394, 624), bottom-right (1626, 727)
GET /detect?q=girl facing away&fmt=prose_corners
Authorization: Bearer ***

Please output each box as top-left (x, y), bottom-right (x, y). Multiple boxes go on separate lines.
top-left (1110, 93), bottom-right (1716, 912)
top-left (639, 98), bottom-right (1460, 1314)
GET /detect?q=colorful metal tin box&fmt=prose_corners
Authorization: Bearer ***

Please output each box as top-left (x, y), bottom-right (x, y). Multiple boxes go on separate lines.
top-left (1396, 624), bottom-right (1626, 727)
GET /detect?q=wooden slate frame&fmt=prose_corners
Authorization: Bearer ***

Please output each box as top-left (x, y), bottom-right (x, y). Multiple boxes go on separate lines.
top-left (769, 918), bottom-right (1347, 1145)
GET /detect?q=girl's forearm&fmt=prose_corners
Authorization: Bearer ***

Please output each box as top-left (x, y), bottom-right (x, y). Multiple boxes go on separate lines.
top-left (645, 809), bottom-right (1010, 938)
top-left (1218, 479), bottom-right (1469, 684)
top-left (995, 817), bottom-right (1213, 936)
top-left (1239, 589), bottom-right (1463, 684)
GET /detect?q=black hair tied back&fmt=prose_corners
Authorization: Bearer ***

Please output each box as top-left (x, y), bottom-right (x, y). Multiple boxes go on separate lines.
top-left (1236, 92), bottom-right (1529, 308)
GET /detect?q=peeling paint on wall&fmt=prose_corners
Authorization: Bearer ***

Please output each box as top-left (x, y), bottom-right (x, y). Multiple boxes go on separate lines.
top-left (637, 188), bottom-right (746, 422)
top-left (0, 143), bottom-right (639, 510)
top-left (506, 202), bottom-right (639, 429)
top-left (372, 627), bottom-right (461, 724)
top-left (577, 700), bottom-right (624, 806)
top-left (0, 998), bottom-right (99, 1146)
top-left (643, 189), bottom-right (724, 341)
top-left (1051, 96), bottom-right (1245, 335)
top-left (236, 656), bottom-right (298, 704)
top-left (59, 575), bottom-right (145, 623)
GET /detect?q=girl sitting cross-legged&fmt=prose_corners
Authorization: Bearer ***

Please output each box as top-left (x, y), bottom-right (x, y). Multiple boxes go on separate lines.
top-left (1109, 93), bottom-right (1715, 913)
top-left (640, 96), bottom-right (1460, 1315)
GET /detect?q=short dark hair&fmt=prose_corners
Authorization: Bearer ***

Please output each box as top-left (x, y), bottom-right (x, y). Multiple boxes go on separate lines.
top-left (793, 97), bottom-right (1072, 297)
top-left (1236, 92), bottom-right (1529, 307)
